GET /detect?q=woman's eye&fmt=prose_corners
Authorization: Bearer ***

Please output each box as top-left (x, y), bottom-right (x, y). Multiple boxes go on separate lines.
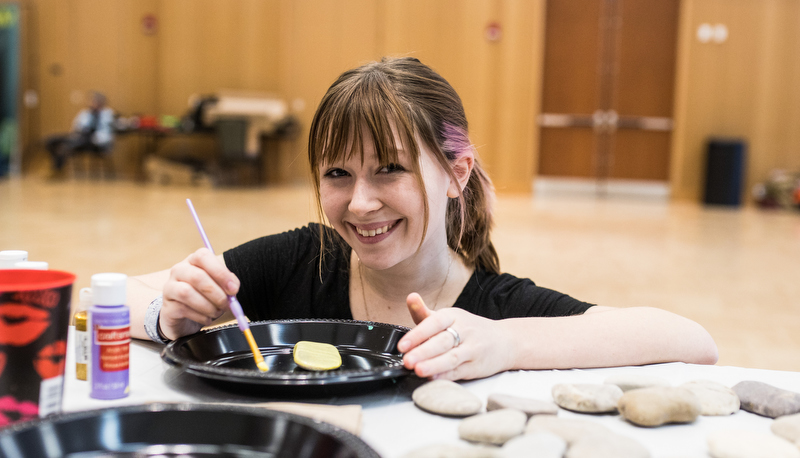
top-left (323, 168), bottom-right (349, 178)
top-left (379, 163), bottom-right (405, 173)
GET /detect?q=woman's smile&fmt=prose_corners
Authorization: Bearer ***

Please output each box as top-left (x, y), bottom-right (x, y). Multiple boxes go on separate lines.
top-left (350, 220), bottom-right (401, 244)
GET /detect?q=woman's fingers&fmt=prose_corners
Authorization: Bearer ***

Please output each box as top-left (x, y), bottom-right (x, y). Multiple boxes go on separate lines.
top-left (186, 248), bottom-right (239, 296)
top-left (399, 305), bottom-right (515, 381)
top-left (162, 279), bottom-right (225, 322)
top-left (161, 302), bottom-right (213, 330)
top-left (398, 293), bottom-right (453, 353)
top-left (159, 248), bottom-right (240, 340)
top-left (400, 293), bottom-right (468, 377)
top-left (171, 249), bottom-right (236, 309)
top-left (430, 360), bottom-right (476, 381)
top-left (406, 293), bottom-right (432, 324)
top-left (409, 343), bottom-right (467, 378)
top-left (402, 328), bottom-right (460, 370)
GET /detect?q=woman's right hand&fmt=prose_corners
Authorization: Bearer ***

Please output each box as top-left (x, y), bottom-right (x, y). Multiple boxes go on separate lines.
top-left (159, 248), bottom-right (240, 341)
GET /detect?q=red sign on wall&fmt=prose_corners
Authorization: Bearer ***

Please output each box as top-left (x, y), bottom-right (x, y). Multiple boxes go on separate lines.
top-left (141, 14), bottom-right (158, 36)
top-left (485, 21), bottom-right (502, 42)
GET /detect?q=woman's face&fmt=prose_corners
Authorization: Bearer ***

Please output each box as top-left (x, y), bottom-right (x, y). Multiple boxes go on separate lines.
top-left (318, 133), bottom-right (452, 271)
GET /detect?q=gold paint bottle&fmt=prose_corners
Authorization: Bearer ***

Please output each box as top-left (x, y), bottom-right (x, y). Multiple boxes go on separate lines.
top-left (74, 287), bottom-right (92, 381)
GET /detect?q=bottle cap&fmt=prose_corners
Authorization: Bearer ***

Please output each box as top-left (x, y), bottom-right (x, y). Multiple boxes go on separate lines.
top-left (73, 310), bottom-right (87, 329)
top-left (91, 273), bottom-right (127, 306)
top-left (0, 250), bottom-right (28, 268)
top-left (79, 287), bottom-right (93, 309)
top-left (14, 261), bottom-right (48, 270)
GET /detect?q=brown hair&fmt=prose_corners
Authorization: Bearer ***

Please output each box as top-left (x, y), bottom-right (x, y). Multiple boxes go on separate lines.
top-left (308, 57), bottom-right (499, 273)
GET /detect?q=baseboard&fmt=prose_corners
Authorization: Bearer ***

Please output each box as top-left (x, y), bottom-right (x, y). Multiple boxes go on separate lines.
top-left (533, 177), bottom-right (671, 200)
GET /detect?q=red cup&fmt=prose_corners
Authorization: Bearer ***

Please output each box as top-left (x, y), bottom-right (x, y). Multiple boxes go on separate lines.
top-left (0, 270), bottom-right (75, 428)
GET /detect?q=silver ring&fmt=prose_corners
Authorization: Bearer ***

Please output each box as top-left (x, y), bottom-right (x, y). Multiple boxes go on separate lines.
top-left (445, 327), bottom-right (461, 348)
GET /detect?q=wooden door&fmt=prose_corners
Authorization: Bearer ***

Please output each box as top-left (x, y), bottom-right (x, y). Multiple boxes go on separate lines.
top-left (538, 0), bottom-right (679, 184)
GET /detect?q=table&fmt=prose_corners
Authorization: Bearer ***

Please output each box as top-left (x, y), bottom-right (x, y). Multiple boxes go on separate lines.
top-left (115, 128), bottom-right (216, 183)
top-left (62, 328), bottom-right (800, 457)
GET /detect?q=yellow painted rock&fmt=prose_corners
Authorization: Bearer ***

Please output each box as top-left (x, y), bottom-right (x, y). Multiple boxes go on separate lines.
top-left (293, 341), bottom-right (342, 371)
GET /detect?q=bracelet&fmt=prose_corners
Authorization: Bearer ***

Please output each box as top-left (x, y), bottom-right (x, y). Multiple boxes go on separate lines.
top-left (144, 295), bottom-right (171, 344)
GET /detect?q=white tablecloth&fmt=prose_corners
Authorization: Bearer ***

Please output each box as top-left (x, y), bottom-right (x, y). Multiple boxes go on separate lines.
top-left (62, 327), bottom-right (800, 457)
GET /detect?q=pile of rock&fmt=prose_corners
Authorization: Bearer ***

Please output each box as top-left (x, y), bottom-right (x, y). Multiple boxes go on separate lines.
top-left (404, 376), bottom-right (800, 458)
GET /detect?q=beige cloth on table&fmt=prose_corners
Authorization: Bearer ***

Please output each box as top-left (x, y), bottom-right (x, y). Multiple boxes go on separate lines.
top-left (250, 402), bottom-right (362, 435)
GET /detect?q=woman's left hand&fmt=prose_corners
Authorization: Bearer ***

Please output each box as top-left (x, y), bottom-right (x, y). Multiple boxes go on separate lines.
top-left (397, 293), bottom-right (516, 381)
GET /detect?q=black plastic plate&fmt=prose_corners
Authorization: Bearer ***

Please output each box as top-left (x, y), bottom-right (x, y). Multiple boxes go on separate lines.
top-left (161, 319), bottom-right (412, 393)
top-left (0, 403), bottom-right (380, 457)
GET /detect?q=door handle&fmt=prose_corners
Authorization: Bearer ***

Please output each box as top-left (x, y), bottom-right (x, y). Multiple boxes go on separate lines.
top-left (540, 111), bottom-right (671, 132)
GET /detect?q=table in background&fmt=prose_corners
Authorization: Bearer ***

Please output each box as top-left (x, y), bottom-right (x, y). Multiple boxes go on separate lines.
top-left (62, 328), bottom-right (800, 458)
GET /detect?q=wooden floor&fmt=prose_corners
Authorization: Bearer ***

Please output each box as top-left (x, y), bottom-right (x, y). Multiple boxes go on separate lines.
top-left (2, 175), bottom-right (799, 372)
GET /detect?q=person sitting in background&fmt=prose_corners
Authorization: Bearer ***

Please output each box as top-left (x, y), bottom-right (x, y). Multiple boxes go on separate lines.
top-left (45, 91), bottom-right (115, 178)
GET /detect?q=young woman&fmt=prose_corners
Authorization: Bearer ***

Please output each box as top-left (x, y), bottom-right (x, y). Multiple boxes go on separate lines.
top-left (129, 57), bottom-right (718, 381)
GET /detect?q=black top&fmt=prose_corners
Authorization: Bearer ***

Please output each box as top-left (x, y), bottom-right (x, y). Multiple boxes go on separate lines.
top-left (223, 223), bottom-right (594, 322)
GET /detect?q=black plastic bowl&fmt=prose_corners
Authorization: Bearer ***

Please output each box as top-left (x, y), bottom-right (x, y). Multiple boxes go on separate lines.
top-left (0, 403), bottom-right (380, 457)
top-left (161, 319), bottom-right (411, 395)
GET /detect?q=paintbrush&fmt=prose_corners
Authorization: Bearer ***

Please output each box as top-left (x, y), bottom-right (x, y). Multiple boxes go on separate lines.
top-left (186, 198), bottom-right (269, 372)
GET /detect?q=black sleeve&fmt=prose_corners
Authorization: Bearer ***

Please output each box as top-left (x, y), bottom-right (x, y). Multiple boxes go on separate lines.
top-left (222, 224), bottom-right (352, 322)
top-left (455, 270), bottom-right (594, 320)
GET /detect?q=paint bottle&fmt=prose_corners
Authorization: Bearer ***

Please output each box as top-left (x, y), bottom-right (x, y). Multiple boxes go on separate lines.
top-left (0, 250), bottom-right (28, 268)
top-left (73, 288), bottom-right (91, 381)
top-left (88, 273), bottom-right (130, 399)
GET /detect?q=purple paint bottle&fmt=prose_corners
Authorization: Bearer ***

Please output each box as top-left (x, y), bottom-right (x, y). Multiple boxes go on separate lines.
top-left (89, 273), bottom-right (130, 399)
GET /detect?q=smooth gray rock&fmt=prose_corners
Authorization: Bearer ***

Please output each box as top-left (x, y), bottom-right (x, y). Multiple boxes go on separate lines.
top-left (401, 444), bottom-right (500, 458)
top-left (566, 433), bottom-right (650, 458)
top-left (487, 393), bottom-right (559, 417)
top-left (681, 380), bottom-right (740, 416)
top-left (500, 431), bottom-right (566, 458)
top-left (771, 412), bottom-right (800, 444)
top-left (552, 383), bottom-right (623, 413)
top-left (459, 409), bottom-right (527, 445)
top-left (525, 415), bottom-right (611, 445)
top-left (732, 381), bottom-right (800, 418)
top-left (412, 380), bottom-right (483, 417)
top-left (617, 387), bottom-right (701, 427)
top-left (604, 374), bottom-right (671, 392)
top-left (707, 430), bottom-right (800, 458)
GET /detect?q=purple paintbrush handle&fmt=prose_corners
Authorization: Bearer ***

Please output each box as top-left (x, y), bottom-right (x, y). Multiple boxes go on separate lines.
top-left (186, 198), bottom-right (250, 331)
top-left (228, 297), bottom-right (249, 332)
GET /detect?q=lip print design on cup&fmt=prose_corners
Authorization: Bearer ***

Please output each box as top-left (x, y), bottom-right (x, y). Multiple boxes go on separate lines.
top-left (0, 303), bottom-right (51, 346)
top-left (0, 396), bottom-right (39, 427)
top-left (0, 269), bottom-right (76, 427)
top-left (34, 340), bottom-right (68, 380)
top-left (0, 287), bottom-right (62, 346)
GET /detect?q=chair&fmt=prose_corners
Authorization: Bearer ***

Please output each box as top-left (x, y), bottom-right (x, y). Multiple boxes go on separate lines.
top-left (213, 118), bottom-right (262, 186)
top-left (69, 143), bottom-right (116, 180)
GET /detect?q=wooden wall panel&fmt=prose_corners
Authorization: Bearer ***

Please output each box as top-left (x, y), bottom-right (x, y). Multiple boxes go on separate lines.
top-left (115, 1), bottom-right (158, 115)
top-left (382, 0), bottom-right (497, 184)
top-left (381, 0), bottom-right (544, 193)
top-left (28, 0), bottom-right (158, 178)
top-left (157, 1), bottom-right (201, 116)
top-left (157, 0), bottom-right (281, 117)
top-left (68, 1), bottom-right (119, 104)
top-left (239, 0), bottom-right (281, 92)
top-left (672, 0), bottom-right (800, 201)
top-left (33, 0), bottom-right (73, 136)
top-left (22, 0), bottom-right (800, 196)
top-left (276, 0), bottom-right (380, 183)
top-left (27, 0), bottom-right (543, 189)
top-left (749, 1), bottom-right (800, 183)
top-left (491, 0), bottom-right (545, 192)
